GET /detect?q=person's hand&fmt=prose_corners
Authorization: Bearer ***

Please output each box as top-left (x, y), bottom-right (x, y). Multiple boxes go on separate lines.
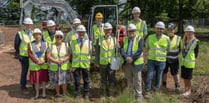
top-left (126, 57), bottom-right (133, 64)
top-left (37, 60), bottom-right (45, 65)
top-left (95, 64), bottom-right (100, 68)
top-left (70, 68), bottom-right (76, 72)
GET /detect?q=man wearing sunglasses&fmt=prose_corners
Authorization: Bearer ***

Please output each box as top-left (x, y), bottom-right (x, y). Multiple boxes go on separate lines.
top-left (120, 24), bottom-right (144, 102)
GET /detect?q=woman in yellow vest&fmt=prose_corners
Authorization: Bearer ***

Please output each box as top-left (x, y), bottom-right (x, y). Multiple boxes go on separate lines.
top-left (71, 25), bottom-right (91, 99)
top-left (120, 24), bottom-right (144, 102)
top-left (47, 30), bottom-right (71, 97)
top-left (96, 22), bottom-right (118, 97)
top-left (28, 28), bottom-right (48, 99)
top-left (181, 25), bottom-right (199, 96)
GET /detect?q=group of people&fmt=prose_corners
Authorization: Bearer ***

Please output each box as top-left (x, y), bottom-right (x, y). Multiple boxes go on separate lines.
top-left (14, 6), bottom-right (199, 102)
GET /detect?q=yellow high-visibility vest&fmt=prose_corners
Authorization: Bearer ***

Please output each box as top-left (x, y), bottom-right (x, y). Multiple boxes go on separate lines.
top-left (122, 36), bottom-right (143, 65)
top-left (29, 41), bottom-right (48, 71)
top-left (147, 34), bottom-right (170, 62)
top-left (181, 38), bottom-right (198, 68)
top-left (71, 39), bottom-right (91, 69)
top-left (128, 19), bottom-right (145, 37)
top-left (49, 43), bottom-right (70, 71)
top-left (167, 35), bottom-right (181, 59)
top-left (18, 30), bottom-right (34, 56)
top-left (99, 36), bottom-right (116, 65)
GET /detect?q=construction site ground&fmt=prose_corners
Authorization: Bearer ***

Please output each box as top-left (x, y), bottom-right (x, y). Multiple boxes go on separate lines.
top-left (0, 26), bottom-right (209, 103)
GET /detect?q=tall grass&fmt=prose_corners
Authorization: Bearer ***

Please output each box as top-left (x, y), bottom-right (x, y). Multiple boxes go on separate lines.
top-left (194, 41), bottom-right (209, 76)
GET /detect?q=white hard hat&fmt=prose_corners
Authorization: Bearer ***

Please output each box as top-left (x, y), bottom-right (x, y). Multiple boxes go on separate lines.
top-left (33, 28), bottom-right (42, 34)
top-left (47, 20), bottom-right (56, 27)
top-left (132, 7), bottom-right (141, 14)
top-left (23, 18), bottom-right (33, 24)
top-left (127, 24), bottom-right (137, 31)
top-left (73, 18), bottom-right (81, 24)
top-left (76, 25), bottom-right (86, 32)
top-left (155, 21), bottom-right (165, 29)
top-left (184, 25), bottom-right (195, 32)
top-left (104, 22), bottom-right (113, 29)
top-left (54, 30), bottom-right (64, 37)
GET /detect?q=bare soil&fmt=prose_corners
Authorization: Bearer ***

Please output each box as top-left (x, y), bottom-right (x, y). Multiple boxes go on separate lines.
top-left (0, 26), bottom-right (208, 103)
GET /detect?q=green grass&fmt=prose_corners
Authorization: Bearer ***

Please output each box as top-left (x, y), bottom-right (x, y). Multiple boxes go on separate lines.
top-left (193, 41), bottom-right (209, 76)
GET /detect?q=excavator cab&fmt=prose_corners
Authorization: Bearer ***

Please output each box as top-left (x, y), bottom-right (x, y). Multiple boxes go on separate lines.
top-left (87, 5), bottom-right (118, 41)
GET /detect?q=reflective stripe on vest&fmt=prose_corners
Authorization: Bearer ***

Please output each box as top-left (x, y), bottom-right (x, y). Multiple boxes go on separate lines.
top-left (93, 24), bottom-right (105, 45)
top-left (71, 39), bottom-right (91, 69)
top-left (49, 43), bottom-right (69, 71)
top-left (19, 31), bottom-right (34, 56)
top-left (43, 31), bottom-right (56, 45)
top-left (122, 35), bottom-right (144, 65)
top-left (29, 42), bottom-right (48, 71)
top-left (128, 19), bottom-right (145, 37)
top-left (99, 36), bottom-right (116, 65)
top-left (148, 34), bottom-right (169, 61)
top-left (167, 35), bottom-right (181, 59)
top-left (181, 38), bottom-right (198, 68)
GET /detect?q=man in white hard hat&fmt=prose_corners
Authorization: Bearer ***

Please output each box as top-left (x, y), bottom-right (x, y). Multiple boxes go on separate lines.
top-left (42, 20), bottom-right (56, 44)
top-left (128, 7), bottom-right (147, 38)
top-left (145, 21), bottom-right (170, 98)
top-left (120, 24), bottom-right (144, 102)
top-left (95, 22), bottom-right (118, 97)
top-left (71, 25), bottom-right (91, 99)
top-left (14, 17), bottom-right (34, 94)
top-left (181, 25), bottom-right (199, 96)
top-left (162, 23), bottom-right (181, 93)
top-left (65, 18), bottom-right (81, 43)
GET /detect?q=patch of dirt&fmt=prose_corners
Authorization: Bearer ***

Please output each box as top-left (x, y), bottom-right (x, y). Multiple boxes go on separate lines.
top-left (181, 75), bottom-right (209, 103)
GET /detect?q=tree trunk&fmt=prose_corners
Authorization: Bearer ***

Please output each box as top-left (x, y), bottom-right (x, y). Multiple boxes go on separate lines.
top-left (178, 0), bottom-right (184, 36)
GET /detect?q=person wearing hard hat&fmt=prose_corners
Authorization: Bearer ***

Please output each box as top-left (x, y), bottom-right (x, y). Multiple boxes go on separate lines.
top-left (71, 25), bottom-right (91, 99)
top-left (120, 24), bottom-right (144, 102)
top-left (42, 20), bottom-right (56, 45)
top-left (145, 21), bottom-right (170, 98)
top-left (47, 30), bottom-right (71, 97)
top-left (93, 12), bottom-right (105, 43)
top-left (162, 23), bottom-right (181, 93)
top-left (14, 17), bottom-right (34, 94)
top-left (181, 25), bottom-right (199, 96)
top-left (65, 18), bottom-right (81, 43)
top-left (28, 28), bottom-right (49, 99)
top-left (128, 7), bottom-right (147, 38)
top-left (95, 22), bottom-right (118, 97)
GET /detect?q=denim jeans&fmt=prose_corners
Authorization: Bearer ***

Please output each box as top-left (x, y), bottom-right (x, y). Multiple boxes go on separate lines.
top-left (145, 60), bottom-right (166, 92)
top-left (19, 56), bottom-right (29, 89)
top-left (73, 68), bottom-right (90, 96)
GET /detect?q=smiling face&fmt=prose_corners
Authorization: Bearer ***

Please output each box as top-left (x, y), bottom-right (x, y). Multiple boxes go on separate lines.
top-left (24, 24), bottom-right (33, 31)
top-left (128, 30), bottom-right (136, 38)
top-left (78, 31), bottom-right (85, 39)
top-left (48, 25), bottom-right (56, 33)
top-left (185, 31), bottom-right (194, 40)
top-left (96, 18), bottom-right (103, 25)
top-left (104, 29), bottom-right (112, 37)
top-left (33, 33), bottom-right (42, 42)
top-left (133, 12), bottom-right (140, 19)
top-left (55, 35), bottom-right (63, 43)
top-left (167, 28), bottom-right (175, 37)
top-left (155, 27), bottom-right (164, 35)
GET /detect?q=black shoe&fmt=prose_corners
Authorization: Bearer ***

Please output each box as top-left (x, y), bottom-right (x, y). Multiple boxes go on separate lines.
top-left (42, 96), bottom-right (47, 99)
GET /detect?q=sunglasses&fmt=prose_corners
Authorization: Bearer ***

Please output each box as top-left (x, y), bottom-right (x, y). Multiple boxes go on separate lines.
top-left (56, 36), bottom-right (63, 39)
